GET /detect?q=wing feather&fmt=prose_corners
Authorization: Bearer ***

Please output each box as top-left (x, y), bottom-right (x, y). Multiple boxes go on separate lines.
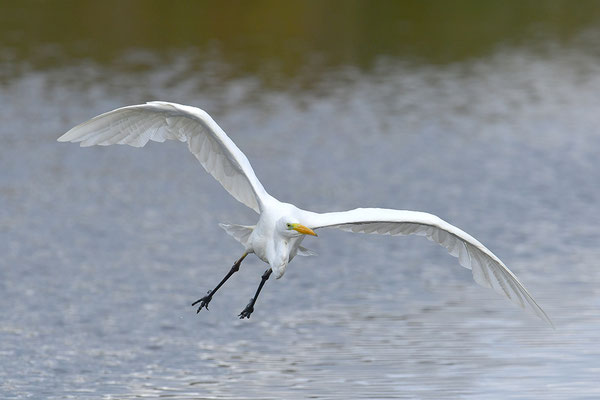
top-left (58, 102), bottom-right (271, 213)
top-left (303, 208), bottom-right (552, 326)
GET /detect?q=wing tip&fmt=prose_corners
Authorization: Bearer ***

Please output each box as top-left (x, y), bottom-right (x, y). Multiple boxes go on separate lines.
top-left (57, 131), bottom-right (75, 143)
top-left (533, 305), bottom-right (555, 329)
top-left (512, 286), bottom-right (555, 329)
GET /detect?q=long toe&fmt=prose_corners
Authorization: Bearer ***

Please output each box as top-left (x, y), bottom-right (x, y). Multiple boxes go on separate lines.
top-left (238, 305), bottom-right (254, 319)
top-left (192, 293), bottom-right (212, 313)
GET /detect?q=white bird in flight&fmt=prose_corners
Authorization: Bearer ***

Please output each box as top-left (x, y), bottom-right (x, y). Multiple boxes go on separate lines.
top-left (58, 101), bottom-right (552, 325)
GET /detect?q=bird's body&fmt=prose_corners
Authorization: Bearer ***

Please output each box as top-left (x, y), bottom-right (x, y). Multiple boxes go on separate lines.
top-left (252, 203), bottom-right (301, 273)
top-left (58, 101), bottom-right (552, 326)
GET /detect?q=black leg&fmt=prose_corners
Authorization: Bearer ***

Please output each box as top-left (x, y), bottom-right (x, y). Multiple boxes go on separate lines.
top-left (192, 252), bottom-right (248, 313)
top-left (239, 268), bottom-right (272, 319)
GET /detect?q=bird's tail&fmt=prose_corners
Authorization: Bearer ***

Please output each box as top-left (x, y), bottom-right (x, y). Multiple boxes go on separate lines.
top-left (219, 223), bottom-right (254, 248)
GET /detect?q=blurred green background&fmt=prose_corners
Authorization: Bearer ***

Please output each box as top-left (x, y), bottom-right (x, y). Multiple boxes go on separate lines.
top-left (3, 0), bottom-right (600, 84)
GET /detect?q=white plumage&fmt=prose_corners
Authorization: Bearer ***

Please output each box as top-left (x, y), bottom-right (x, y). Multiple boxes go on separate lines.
top-left (59, 101), bottom-right (270, 213)
top-left (59, 101), bottom-right (552, 325)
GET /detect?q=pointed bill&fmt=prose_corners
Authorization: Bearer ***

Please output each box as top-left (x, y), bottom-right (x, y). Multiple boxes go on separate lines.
top-left (293, 224), bottom-right (318, 236)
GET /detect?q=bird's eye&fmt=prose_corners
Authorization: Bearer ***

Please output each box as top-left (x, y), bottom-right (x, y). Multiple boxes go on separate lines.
top-left (286, 223), bottom-right (292, 229)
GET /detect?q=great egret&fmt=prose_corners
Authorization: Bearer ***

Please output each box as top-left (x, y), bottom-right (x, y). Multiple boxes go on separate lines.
top-left (58, 101), bottom-right (552, 325)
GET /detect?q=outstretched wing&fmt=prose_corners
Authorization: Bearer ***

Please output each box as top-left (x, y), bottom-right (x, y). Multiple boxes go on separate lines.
top-left (303, 207), bottom-right (553, 326)
top-left (58, 101), bottom-right (271, 213)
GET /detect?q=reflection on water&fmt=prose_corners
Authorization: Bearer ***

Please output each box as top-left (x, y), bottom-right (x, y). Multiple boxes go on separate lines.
top-left (2, 2), bottom-right (600, 399)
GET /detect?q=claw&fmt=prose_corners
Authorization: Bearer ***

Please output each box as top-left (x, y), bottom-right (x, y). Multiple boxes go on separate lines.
top-left (238, 299), bottom-right (254, 319)
top-left (192, 290), bottom-right (213, 313)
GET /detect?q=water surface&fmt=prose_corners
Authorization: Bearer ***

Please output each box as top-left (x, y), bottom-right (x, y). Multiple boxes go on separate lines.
top-left (1, 2), bottom-right (600, 399)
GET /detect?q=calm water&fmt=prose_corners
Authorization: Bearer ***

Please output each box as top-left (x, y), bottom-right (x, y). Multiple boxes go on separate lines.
top-left (2, 2), bottom-right (600, 399)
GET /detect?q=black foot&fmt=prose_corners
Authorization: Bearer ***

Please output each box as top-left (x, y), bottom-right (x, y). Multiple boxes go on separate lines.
top-left (238, 300), bottom-right (254, 319)
top-left (192, 291), bottom-right (213, 313)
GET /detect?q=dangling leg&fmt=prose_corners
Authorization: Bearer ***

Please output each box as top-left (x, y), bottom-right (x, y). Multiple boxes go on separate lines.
top-left (192, 252), bottom-right (248, 313)
top-left (239, 268), bottom-right (272, 319)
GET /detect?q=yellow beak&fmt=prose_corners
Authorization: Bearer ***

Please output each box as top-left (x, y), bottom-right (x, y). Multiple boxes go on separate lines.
top-left (292, 223), bottom-right (318, 236)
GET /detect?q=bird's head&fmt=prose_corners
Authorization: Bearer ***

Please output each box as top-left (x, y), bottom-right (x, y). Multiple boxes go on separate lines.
top-left (279, 219), bottom-right (318, 238)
